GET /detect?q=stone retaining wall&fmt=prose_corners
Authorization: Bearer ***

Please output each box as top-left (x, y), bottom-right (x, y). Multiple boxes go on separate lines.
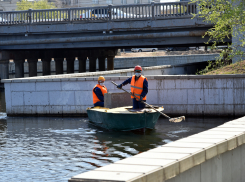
top-left (2, 71), bottom-right (245, 116)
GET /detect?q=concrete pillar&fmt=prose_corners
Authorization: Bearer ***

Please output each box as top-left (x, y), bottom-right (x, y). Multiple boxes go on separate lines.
top-left (89, 57), bottom-right (97, 72)
top-left (0, 60), bottom-right (9, 79)
top-left (27, 59), bottom-right (38, 77)
top-left (55, 58), bottom-right (64, 75)
top-left (42, 58), bottom-right (51, 76)
top-left (98, 56), bottom-right (106, 71)
top-left (14, 59), bottom-right (25, 78)
top-left (107, 56), bottom-right (114, 70)
top-left (78, 57), bottom-right (87, 73)
top-left (66, 58), bottom-right (75, 74)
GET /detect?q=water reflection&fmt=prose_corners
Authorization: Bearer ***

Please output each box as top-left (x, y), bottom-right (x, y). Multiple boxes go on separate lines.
top-left (0, 88), bottom-right (6, 113)
top-left (0, 119), bottom-right (7, 147)
top-left (0, 116), bottom-right (232, 182)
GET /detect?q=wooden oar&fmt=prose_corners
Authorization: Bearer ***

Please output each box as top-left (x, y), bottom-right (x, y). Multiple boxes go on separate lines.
top-left (112, 81), bottom-right (185, 123)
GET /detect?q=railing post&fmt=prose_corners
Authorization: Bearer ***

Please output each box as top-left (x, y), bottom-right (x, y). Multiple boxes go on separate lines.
top-left (9, 13), bottom-right (12, 25)
top-left (180, 3), bottom-right (181, 16)
top-left (196, 2), bottom-right (199, 15)
top-left (28, 8), bottom-right (32, 24)
top-left (151, 1), bottom-right (155, 20)
top-left (108, 4), bottom-right (112, 21)
top-left (68, 9), bottom-right (71, 22)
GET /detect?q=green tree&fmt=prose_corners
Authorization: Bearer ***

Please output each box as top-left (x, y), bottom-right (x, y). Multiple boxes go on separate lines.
top-left (16, 0), bottom-right (57, 20)
top-left (191, 0), bottom-right (245, 63)
top-left (16, 0), bottom-right (56, 11)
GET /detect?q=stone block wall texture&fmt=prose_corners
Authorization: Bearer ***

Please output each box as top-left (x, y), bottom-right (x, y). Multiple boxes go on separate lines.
top-left (104, 92), bottom-right (132, 108)
top-left (3, 74), bottom-right (245, 116)
top-left (166, 144), bottom-right (245, 182)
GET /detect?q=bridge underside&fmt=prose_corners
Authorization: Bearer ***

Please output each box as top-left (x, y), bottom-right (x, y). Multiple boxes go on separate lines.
top-left (0, 18), bottom-right (224, 50)
top-left (0, 17), bottom-right (231, 80)
top-left (0, 28), bottom-right (231, 50)
top-left (0, 30), bottom-right (214, 50)
top-left (0, 48), bottom-right (119, 80)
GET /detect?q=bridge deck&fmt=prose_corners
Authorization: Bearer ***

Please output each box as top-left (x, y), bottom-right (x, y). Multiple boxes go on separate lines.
top-left (0, 2), bottom-right (218, 50)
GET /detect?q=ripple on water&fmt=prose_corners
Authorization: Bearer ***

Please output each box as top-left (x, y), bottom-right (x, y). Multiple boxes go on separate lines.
top-left (0, 116), bottom-right (231, 181)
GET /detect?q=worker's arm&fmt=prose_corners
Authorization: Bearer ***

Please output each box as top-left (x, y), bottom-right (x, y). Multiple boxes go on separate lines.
top-left (117, 77), bottom-right (132, 88)
top-left (122, 77), bottom-right (132, 86)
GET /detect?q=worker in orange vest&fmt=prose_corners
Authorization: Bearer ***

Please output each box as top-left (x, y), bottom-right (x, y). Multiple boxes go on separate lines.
top-left (93, 76), bottom-right (107, 107)
top-left (117, 65), bottom-right (148, 109)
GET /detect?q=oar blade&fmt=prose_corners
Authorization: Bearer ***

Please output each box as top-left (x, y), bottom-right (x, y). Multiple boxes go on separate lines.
top-left (169, 116), bottom-right (185, 123)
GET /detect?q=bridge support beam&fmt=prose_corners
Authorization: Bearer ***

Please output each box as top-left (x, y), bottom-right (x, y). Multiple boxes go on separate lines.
top-left (79, 57), bottom-right (87, 73)
top-left (55, 58), bottom-right (64, 75)
top-left (107, 56), bottom-right (114, 70)
top-left (14, 59), bottom-right (25, 78)
top-left (0, 60), bottom-right (9, 80)
top-left (42, 58), bottom-right (51, 76)
top-left (98, 56), bottom-right (106, 71)
top-left (66, 58), bottom-right (75, 74)
top-left (28, 59), bottom-right (38, 77)
top-left (89, 57), bottom-right (97, 72)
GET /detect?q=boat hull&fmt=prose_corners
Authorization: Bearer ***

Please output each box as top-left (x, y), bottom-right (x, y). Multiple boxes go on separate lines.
top-left (87, 107), bottom-right (163, 131)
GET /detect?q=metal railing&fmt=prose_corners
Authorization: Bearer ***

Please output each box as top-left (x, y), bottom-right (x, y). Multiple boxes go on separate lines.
top-left (0, 1), bottom-right (197, 25)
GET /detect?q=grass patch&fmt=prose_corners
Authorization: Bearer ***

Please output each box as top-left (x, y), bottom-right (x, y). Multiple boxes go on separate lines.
top-left (204, 60), bottom-right (245, 75)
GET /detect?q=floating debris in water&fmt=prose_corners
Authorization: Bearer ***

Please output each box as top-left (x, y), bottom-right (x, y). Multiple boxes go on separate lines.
top-left (0, 112), bottom-right (7, 119)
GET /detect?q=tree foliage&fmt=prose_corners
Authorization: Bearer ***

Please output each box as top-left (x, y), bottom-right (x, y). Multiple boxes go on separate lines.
top-left (191, 0), bottom-right (245, 63)
top-left (16, 0), bottom-right (56, 11)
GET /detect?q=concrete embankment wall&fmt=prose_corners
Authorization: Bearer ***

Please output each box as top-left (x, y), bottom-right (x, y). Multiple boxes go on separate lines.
top-left (2, 68), bottom-right (245, 116)
top-left (7, 54), bottom-right (218, 78)
top-left (69, 117), bottom-right (245, 182)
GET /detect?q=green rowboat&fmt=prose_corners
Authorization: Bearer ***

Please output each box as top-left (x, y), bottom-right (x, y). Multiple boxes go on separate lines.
top-left (87, 106), bottom-right (164, 131)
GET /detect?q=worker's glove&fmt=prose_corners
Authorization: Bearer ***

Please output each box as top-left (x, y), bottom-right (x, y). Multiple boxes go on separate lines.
top-left (139, 96), bottom-right (143, 102)
top-left (117, 84), bottom-right (123, 89)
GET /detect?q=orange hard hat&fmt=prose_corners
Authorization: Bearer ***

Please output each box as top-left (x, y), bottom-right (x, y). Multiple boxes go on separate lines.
top-left (98, 76), bottom-right (105, 82)
top-left (134, 65), bottom-right (142, 71)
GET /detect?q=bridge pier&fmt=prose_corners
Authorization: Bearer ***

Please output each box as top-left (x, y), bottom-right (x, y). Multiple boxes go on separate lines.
top-left (78, 56), bottom-right (87, 73)
top-left (55, 58), bottom-right (64, 75)
top-left (205, 46), bottom-right (208, 51)
top-left (0, 60), bottom-right (9, 80)
top-left (66, 58), bottom-right (75, 74)
top-left (28, 59), bottom-right (38, 77)
top-left (106, 49), bottom-right (117, 71)
top-left (107, 56), bottom-right (114, 70)
top-left (0, 51), bottom-right (10, 80)
top-left (98, 56), bottom-right (106, 71)
top-left (89, 57), bottom-right (97, 72)
top-left (42, 58), bottom-right (51, 76)
top-left (14, 59), bottom-right (25, 78)
top-left (1, 48), bottom-right (118, 78)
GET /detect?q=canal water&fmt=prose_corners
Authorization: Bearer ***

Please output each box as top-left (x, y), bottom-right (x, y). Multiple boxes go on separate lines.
top-left (0, 89), bottom-right (236, 182)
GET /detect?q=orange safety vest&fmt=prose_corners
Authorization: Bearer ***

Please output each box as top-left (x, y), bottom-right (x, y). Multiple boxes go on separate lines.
top-left (92, 84), bottom-right (108, 104)
top-left (131, 75), bottom-right (147, 100)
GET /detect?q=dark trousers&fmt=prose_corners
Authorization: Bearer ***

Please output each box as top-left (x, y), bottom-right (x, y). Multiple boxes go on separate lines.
top-left (94, 102), bottom-right (104, 107)
top-left (133, 98), bottom-right (145, 109)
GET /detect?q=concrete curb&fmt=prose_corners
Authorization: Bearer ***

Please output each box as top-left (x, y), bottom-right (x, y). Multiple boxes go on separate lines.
top-left (69, 116), bottom-right (245, 182)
